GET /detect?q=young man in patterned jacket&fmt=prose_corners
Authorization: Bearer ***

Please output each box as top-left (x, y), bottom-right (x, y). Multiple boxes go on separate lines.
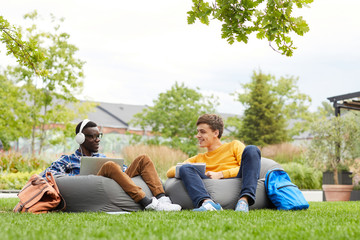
top-left (42, 119), bottom-right (181, 211)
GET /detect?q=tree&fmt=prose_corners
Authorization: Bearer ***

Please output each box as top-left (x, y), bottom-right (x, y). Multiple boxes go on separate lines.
top-left (132, 82), bottom-right (218, 156)
top-left (233, 71), bottom-right (287, 146)
top-left (0, 15), bottom-right (46, 76)
top-left (187, 0), bottom-right (314, 56)
top-left (317, 101), bottom-right (334, 117)
top-left (306, 112), bottom-right (360, 184)
top-left (0, 11), bottom-right (93, 154)
top-left (1, 14), bottom-right (45, 150)
top-left (228, 70), bottom-right (311, 146)
top-left (0, 73), bottom-right (32, 150)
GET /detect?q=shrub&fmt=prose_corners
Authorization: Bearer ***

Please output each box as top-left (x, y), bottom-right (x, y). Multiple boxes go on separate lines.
top-left (0, 152), bottom-right (48, 190)
top-left (282, 162), bottom-right (322, 189)
top-left (0, 152), bottom-right (48, 173)
top-left (0, 170), bottom-right (42, 190)
top-left (122, 145), bottom-right (188, 180)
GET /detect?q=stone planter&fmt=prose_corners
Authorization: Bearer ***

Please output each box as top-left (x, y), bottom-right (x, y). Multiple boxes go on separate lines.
top-left (350, 190), bottom-right (360, 201)
top-left (322, 184), bottom-right (353, 201)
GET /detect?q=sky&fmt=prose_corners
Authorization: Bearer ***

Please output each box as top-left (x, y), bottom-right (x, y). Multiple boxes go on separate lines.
top-left (1, 0), bottom-right (360, 115)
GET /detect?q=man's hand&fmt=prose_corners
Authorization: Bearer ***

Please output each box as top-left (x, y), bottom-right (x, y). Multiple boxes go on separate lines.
top-left (205, 171), bottom-right (224, 179)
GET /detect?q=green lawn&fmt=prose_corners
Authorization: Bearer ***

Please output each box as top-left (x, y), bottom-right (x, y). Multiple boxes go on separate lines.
top-left (1, 198), bottom-right (359, 240)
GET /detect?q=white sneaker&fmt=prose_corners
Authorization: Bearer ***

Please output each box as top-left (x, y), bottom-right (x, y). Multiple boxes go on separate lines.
top-left (145, 197), bottom-right (182, 211)
top-left (158, 196), bottom-right (182, 210)
top-left (158, 196), bottom-right (172, 205)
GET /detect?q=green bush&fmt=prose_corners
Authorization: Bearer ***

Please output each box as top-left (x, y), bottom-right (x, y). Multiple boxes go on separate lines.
top-left (0, 152), bottom-right (48, 173)
top-left (0, 170), bottom-right (42, 190)
top-left (0, 152), bottom-right (47, 190)
top-left (282, 162), bottom-right (322, 189)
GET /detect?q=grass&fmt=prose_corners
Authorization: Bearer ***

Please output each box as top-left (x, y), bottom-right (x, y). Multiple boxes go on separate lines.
top-left (1, 198), bottom-right (359, 240)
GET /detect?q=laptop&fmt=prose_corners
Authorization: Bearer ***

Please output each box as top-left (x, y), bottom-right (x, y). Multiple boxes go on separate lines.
top-left (79, 157), bottom-right (125, 175)
top-left (175, 163), bottom-right (206, 178)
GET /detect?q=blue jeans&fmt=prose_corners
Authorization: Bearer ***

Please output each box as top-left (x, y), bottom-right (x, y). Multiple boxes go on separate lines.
top-left (179, 145), bottom-right (261, 208)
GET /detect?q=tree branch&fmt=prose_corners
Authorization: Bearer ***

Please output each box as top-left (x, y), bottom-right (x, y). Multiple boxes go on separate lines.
top-left (1, 27), bottom-right (39, 75)
top-left (268, 41), bottom-right (282, 54)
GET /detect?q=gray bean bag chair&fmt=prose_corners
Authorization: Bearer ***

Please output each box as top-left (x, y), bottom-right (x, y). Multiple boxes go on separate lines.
top-left (164, 157), bottom-right (281, 210)
top-left (55, 175), bottom-right (153, 212)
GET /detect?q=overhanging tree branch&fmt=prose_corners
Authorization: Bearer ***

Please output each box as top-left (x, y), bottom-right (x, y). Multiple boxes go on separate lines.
top-left (1, 27), bottom-right (40, 76)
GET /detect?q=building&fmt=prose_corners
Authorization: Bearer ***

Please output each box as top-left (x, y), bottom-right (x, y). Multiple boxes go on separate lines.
top-left (85, 101), bottom-right (237, 137)
top-left (86, 102), bottom-right (151, 136)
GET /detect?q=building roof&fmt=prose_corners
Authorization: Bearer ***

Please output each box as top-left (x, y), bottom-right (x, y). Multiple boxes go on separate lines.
top-left (84, 101), bottom-right (239, 135)
top-left (327, 91), bottom-right (360, 116)
top-left (86, 102), bottom-right (148, 130)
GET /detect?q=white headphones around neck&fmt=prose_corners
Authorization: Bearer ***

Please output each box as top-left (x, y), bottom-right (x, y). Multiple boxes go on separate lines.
top-left (75, 119), bottom-right (90, 145)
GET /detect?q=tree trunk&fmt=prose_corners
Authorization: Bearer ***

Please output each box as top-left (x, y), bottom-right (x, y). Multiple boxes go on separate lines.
top-left (333, 168), bottom-right (339, 185)
top-left (31, 124), bottom-right (36, 157)
top-left (38, 123), bottom-right (45, 155)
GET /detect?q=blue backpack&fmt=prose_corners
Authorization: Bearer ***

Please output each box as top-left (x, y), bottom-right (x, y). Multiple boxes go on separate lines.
top-left (265, 168), bottom-right (309, 210)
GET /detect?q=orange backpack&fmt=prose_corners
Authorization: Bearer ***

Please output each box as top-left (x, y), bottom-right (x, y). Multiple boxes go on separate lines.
top-left (13, 172), bottom-right (66, 214)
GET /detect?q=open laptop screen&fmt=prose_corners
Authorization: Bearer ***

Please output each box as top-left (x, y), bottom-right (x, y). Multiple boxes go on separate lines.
top-left (79, 157), bottom-right (124, 175)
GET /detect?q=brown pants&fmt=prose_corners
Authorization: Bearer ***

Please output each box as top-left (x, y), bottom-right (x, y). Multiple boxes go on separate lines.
top-left (97, 154), bottom-right (164, 202)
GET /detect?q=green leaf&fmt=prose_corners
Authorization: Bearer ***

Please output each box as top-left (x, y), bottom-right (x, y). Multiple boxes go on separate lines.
top-left (186, 0), bottom-right (313, 56)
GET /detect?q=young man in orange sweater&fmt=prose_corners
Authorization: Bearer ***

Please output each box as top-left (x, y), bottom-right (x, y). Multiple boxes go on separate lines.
top-left (166, 114), bottom-right (261, 212)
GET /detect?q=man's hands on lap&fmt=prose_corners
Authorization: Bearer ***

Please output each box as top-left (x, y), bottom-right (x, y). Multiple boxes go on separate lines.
top-left (205, 171), bottom-right (224, 179)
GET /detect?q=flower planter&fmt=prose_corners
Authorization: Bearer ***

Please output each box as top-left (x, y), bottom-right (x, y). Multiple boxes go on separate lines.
top-left (322, 184), bottom-right (353, 201)
top-left (322, 171), bottom-right (353, 201)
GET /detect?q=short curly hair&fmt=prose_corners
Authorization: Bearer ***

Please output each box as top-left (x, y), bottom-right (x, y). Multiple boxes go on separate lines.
top-left (196, 114), bottom-right (224, 139)
top-left (75, 120), bottom-right (98, 134)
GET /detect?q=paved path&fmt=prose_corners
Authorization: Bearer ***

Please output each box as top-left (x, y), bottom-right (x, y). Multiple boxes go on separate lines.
top-left (0, 193), bottom-right (18, 198)
top-left (0, 190), bottom-right (324, 201)
top-left (0, 190), bottom-right (19, 198)
top-left (302, 190), bottom-right (323, 202)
